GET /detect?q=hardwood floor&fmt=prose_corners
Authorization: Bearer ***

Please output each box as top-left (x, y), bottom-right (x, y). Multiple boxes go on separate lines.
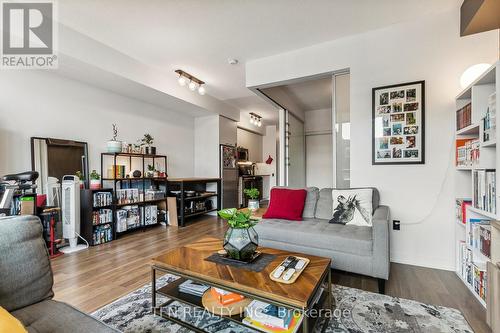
top-left (51, 216), bottom-right (490, 332)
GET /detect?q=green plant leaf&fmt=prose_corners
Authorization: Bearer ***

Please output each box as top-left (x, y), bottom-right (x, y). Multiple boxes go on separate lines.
top-left (218, 208), bottom-right (237, 220)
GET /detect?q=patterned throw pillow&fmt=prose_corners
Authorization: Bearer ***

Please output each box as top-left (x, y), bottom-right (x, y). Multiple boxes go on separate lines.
top-left (329, 189), bottom-right (373, 226)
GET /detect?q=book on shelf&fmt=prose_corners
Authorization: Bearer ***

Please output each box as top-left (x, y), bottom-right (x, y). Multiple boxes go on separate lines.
top-left (178, 280), bottom-right (210, 297)
top-left (457, 241), bottom-right (488, 302)
top-left (472, 169), bottom-right (496, 214)
top-left (244, 300), bottom-right (294, 330)
top-left (456, 103), bottom-right (472, 130)
top-left (483, 92), bottom-right (497, 143)
top-left (210, 287), bottom-right (245, 305)
top-left (93, 191), bottom-right (112, 207)
top-left (243, 309), bottom-right (302, 333)
top-left (479, 224), bottom-right (491, 258)
top-left (92, 208), bottom-right (113, 225)
top-left (93, 224), bottom-right (112, 245)
top-left (455, 198), bottom-right (472, 224)
top-left (455, 139), bottom-right (479, 167)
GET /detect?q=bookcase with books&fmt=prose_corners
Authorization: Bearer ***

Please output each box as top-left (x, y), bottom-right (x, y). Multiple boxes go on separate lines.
top-left (454, 61), bottom-right (499, 311)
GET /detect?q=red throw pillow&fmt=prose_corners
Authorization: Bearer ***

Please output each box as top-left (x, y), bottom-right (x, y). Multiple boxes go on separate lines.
top-left (263, 188), bottom-right (307, 221)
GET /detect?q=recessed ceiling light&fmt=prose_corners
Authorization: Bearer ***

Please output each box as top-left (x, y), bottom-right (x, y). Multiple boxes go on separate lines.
top-left (228, 58), bottom-right (239, 65)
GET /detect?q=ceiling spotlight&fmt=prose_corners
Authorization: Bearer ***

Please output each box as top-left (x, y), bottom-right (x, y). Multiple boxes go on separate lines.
top-left (198, 85), bottom-right (206, 95)
top-left (178, 76), bottom-right (186, 86)
top-left (188, 81), bottom-right (196, 91)
top-left (257, 120), bottom-right (262, 127)
top-left (228, 58), bottom-right (239, 65)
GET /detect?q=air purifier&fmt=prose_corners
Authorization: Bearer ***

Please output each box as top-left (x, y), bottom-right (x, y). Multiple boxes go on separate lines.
top-left (59, 175), bottom-right (87, 253)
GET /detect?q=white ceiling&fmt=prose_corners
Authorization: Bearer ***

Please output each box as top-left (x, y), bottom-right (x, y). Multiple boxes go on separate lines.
top-left (263, 77), bottom-right (333, 112)
top-left (57, 0), bottom-right (458, 122)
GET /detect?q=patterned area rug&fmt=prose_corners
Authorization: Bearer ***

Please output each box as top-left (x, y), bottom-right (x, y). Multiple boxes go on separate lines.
top-left (92, 274), bottom-right (473, 333)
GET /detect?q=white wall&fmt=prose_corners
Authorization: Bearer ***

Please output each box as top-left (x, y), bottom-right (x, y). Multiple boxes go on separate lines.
top-left (0, 70), bottom-right (195, 178)
top-left (247, 9), bottom-right (499, 270)
top-left (237, 128), bottom-right (263, 163)
top-left (256, 125), bottom-right (277, 199)
top-left (194, 115), bottom-right (220, 177)
top-left (219, 116), bottom-right (237, 146)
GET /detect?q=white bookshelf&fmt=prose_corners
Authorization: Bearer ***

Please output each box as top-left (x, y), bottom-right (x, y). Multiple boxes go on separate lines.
top-left (454, 61), bottom-right (499, 310)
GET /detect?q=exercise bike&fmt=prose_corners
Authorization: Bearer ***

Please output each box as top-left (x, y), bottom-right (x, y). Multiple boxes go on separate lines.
top-left (0, 171), bottom-right (39, 217)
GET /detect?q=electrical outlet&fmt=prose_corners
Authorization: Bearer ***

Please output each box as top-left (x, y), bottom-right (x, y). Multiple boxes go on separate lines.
top-left (393, 220), bottom-right (401, 230)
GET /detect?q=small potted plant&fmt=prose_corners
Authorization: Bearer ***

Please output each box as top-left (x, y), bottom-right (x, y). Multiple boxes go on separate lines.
top-left (107, 124), bottom-right (122, 153)
top-left (141, 133), bottom-right (156, 155)
top-left (75, 170), bottom-right (84, 189)
top-left (218, 208), bottom-right (259, 261)
top-left (244, 188), bottom-right (260, 211)
top-left (89, 170), bottom-right (101, 189)
top-left (146, 164), bottom-right (155, 177)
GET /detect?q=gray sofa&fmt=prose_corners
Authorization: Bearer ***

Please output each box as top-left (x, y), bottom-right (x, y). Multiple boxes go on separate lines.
top-left (254, 187), bottom-right (390, 292)
top-left (0, 215), bottom-right (118, 333)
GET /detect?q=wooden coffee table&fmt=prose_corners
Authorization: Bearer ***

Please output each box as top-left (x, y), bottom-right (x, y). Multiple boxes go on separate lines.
top-left (151, 237), bottom-right (332, 332)
top-left (238, 207), bottom-right (267, 220)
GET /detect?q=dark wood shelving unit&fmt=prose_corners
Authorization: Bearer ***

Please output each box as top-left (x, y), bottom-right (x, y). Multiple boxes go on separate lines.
top-left (101, 152), bottom-right (168, 237)
top-left (167, 178), bottom-right (221, 227)
top-left (80, 188), bottom-right (114, 246)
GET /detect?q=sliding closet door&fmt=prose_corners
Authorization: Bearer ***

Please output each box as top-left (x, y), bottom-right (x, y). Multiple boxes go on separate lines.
top-left (333, 73), bottom-right (350, 188)
top-left (286, 111), bottom-right (306, 188)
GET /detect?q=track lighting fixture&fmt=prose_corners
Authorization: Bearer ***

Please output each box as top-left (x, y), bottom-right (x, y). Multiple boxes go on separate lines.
top-left (249, 113), bottom-right (263, 128)
top-left (175, 69), bottom-right (206, 95)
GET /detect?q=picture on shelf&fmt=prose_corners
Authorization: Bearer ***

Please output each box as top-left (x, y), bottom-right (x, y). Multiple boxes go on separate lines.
top-left (380, 92), bottom-right (389, 105)
top-left (372, 80), bottom-right (425, 165)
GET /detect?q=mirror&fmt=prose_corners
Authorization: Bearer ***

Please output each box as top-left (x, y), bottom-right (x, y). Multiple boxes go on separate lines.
top-left (31, 137), bottom-right (89, 206)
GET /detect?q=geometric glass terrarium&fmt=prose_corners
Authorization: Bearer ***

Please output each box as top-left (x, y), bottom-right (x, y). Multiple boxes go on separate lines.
top-left (223, 227), bottom-right (259, 261)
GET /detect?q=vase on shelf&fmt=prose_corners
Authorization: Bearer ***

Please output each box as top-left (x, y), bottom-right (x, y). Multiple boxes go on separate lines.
top-left (248, 199), bottom-right (260, 211)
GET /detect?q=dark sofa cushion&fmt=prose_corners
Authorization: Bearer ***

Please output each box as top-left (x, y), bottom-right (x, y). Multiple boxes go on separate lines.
top-left (12, 300), bottom-right (118, 333)
top-left (0, 216), bottom-right (54, 312)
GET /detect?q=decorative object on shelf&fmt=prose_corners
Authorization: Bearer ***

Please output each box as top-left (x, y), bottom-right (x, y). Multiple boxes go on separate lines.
top-left (372, 80), bottom-right (425, 165)
top-left (146, 164), bottom-right (155, 177)
top-left (218, 208), bottom-right (259, 261)
top-left (244, 188), bottom-right (260, 211)
top-left (89, 170), bottom-right (101, 190)
top-left (75, 170), bottom-right (84, 189)
top-left (249, 112), bottom-right (262, 127)
top-left (141, 133), bottom-right (156, 155)
top-left (130, 170), bottom-right (142, 178)
top-left (175, 69), bottom-right (206, 95)
top-left (265, 155), bottom-right (273, 164)
top-left (107, 124), bottom-right (122, 153)
top-left (132, 143), bottom-right (141, 153)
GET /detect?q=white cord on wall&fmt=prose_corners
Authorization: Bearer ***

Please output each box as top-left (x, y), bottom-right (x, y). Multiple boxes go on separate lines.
top-left (399, 136), bottom-right (455, 226)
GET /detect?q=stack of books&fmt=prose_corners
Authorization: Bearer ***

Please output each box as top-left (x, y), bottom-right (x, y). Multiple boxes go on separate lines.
top-left (456, 103), bottom-right (472, 130)
top-left (243, 300), bottom-right (302, 333)
top-left (210, 287), bottom-right (245, 305)
top-left (472, 169), bottom-right (496, 214)
top-left (456, 138), bottom-right (479, 167)
top-left (178, 280), bottom-right (210, 297)
top-left (483, 92), bottom-right (497, 143)
top-left (455, 198), bottom-right (472, 225)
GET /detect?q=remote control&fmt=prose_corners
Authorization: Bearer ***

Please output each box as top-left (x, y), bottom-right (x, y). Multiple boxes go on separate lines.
top-left (282, 256), bottom-right (296, 268)
top-left (273, 265), bottom-right (286, 278)
top-left (282, 268), bottom-right (296, 281)
top-left (295, 259), bottom-right (306, 270)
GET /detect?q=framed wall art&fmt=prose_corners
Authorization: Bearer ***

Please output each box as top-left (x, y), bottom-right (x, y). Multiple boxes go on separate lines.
top-left (372, 80), bottom-right (425, 165)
